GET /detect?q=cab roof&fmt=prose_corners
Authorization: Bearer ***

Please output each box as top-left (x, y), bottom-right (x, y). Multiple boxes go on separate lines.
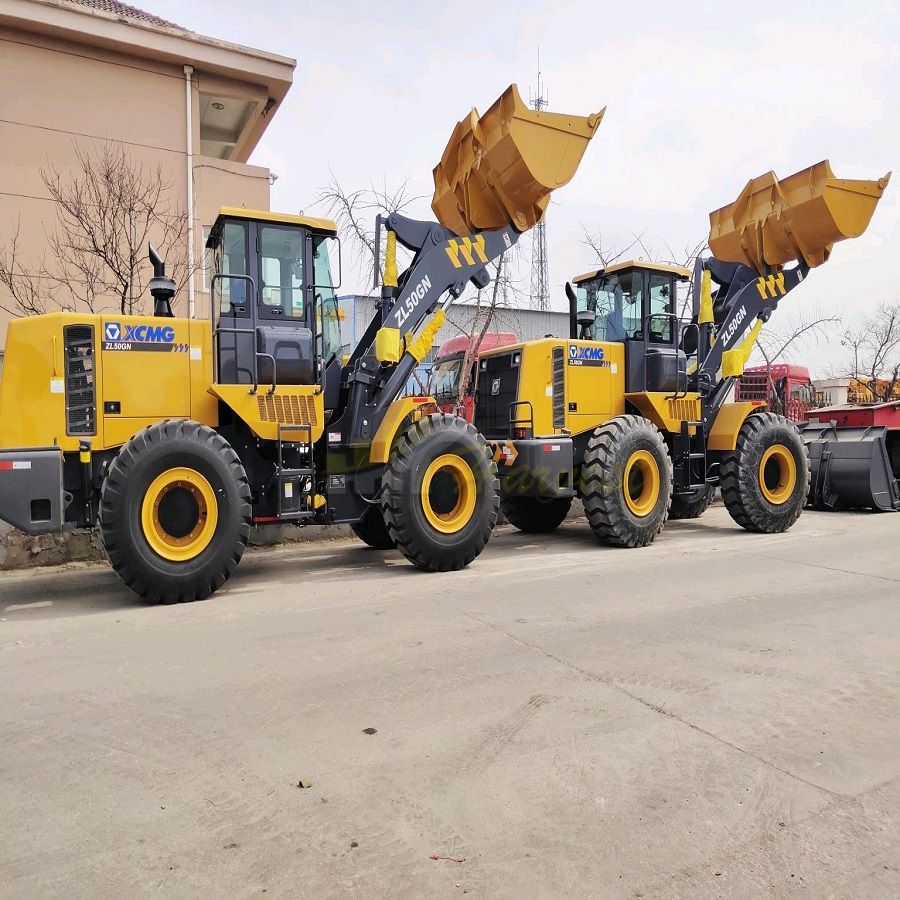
top-left (573, 259), bottom-right (691, 284)
top-left (208, 207), bottom-right (337, 246)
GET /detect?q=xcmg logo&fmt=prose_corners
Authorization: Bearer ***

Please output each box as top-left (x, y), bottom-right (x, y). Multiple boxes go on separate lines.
top-left (568, 344), bottom-right (610, 368)
top-left (569, 344), bottom-right (604, 362)
top-left (105, 322), bottom-right (175, 343)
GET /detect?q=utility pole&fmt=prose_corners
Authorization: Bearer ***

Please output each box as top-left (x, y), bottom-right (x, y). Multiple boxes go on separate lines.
top-left (529, 52), bottom-right (550, 312)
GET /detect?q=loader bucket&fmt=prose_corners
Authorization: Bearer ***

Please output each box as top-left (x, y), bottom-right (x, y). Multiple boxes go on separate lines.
top-left (800, 422), bottom-right (900, 512)
top-left (432, 84), bottom-right (604, 236)
top-left (709, 161), bottom-right (891, 273)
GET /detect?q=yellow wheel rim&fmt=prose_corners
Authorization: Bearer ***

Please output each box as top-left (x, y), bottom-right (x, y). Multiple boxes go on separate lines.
top-left (140, 467), bottom-right (218, 561)
top-left (623, 449), bottom-right (661, 517)
top-left (758, 444), bottom-right (797, 505)
top-left (421, 453), bottom-right (477, 534)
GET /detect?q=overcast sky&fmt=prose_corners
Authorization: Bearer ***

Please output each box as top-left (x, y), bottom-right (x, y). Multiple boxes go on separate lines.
top-left (153, 0), bottom-right (898, 375)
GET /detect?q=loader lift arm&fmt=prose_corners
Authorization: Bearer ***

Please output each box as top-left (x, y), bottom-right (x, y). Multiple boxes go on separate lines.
top-left (334, 83), bottom-right (602, 450)
top-left (691, 255), bottom-right (809, 416)
top-left (333, 214), bottom-right (523, 446)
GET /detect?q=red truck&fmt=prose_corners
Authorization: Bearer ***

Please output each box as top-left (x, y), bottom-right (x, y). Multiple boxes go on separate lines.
top-left (735, 363), bottom-right (816, 422)
top-left (430, 331), bottom-right (518, 422)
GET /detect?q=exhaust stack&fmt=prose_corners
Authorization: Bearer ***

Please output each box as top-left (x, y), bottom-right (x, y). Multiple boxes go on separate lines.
top-left (148, 244), bottom-right (176, 318)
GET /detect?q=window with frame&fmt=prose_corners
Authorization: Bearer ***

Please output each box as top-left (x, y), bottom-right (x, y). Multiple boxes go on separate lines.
top-left (313, 236), bottom-right (341, 364)
top-left (213, 221), bottom-right (249, 312)
top-left (647, 273), bottom-right (675, 342)
top-left (259, 225), bottom-right (305, 317)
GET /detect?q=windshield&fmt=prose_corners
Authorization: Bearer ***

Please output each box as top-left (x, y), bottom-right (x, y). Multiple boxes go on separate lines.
top-left (791, 381), bottom-right (814, 404)
top-left (430, 358), bottom-right (463, 397)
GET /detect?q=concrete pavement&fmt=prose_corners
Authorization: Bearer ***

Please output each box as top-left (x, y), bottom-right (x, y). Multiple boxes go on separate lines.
top-left (1, 508), bottom-right (898, 898)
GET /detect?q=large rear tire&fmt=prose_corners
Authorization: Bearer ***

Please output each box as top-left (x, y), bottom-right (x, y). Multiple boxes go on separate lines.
top-left (502, 496), bottom-right (572, 533)
top-left (669, 484), bottom-right (714, 520)
top-left (351, 506), bottom-right (395, 550)
top-left (99, 420), bottom-right (251, 603)
top-left (581, 415), bottom-right (672, 547)
top-left (720, 412), bottom-right (809, 533)
top-left (381, 413), bottom-right (498, 571)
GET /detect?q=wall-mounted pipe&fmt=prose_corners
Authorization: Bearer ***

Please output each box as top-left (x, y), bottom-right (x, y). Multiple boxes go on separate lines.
top-left (184, 65), bottom-right (195, 319)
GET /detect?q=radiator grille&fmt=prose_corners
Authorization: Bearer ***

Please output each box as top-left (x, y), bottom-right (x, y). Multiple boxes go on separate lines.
top-left (257, 393), bottom-right (318, 425)
top-left (64, 325), bottom-right (96, 436)
top-left (473, 352), bottom-right (520, 438)
top-left (667, 398), bottom-right (701, 422)
top-left (552, 346), bottom-right (565, 429)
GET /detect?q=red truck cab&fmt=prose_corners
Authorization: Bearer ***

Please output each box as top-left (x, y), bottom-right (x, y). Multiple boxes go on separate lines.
top-left (735, 363), bottom-right (815, 422)
top-left (431, 332), bottom-right (518, 422)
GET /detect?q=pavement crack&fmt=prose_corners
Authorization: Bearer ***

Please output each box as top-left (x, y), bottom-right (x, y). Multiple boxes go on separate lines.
top-left (756, 554), bottom-right (900, 583)
top-left (464, 612), bottom-right (847, 802)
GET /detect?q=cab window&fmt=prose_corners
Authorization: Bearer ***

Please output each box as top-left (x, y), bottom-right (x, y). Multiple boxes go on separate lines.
top-left (259, 225), bottom-right (305, 317)
top-left (431, 358), bottom-right (463, 398)
top-left (576, 270), bottom-right (642, 341)
top-left (313, 236), bottom-right (342, 364)
top-left (647, 273), bottom-right (675, 342)
top-left (213, 221), bottom-right (248, 313)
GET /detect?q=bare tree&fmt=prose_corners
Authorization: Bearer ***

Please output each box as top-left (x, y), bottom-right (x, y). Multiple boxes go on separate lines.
top-left (42, 143), bottom-right (193, 315)
top-left (455, 256), bottom-right (505, 409)
top-left (316, 175), bottom-right (426, 282)
top-left (841, 301), bottom-right (900, 402)
top-left (0, 142), bottom-right (195, 319)
top-left (752, 309), bottom-right (841, 413)
top-left (0, 221), bottom-right (57, 317)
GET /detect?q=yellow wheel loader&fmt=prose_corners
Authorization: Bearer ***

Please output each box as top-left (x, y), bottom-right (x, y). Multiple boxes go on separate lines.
top-left (0, 85), bottom-right (603, 602)
top-left (476, 161), bottom-right (890, 546)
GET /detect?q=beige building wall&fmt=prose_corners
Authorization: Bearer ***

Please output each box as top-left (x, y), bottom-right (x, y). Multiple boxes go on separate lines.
top-left (0, 1), bottom-right (293, 362)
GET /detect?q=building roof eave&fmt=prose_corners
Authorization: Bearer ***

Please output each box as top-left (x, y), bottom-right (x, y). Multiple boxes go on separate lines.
top-left (2, 0), bottom-right (295, 99)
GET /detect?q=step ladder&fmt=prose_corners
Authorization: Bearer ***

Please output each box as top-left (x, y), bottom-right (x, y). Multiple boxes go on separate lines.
top-left (275, 423), bottom-right (317, 520)
top-left (672, 419), bottom-right (710, 493)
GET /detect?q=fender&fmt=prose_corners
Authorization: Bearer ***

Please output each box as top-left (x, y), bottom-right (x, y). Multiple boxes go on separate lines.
top-left (707, 401), bottom-right (765, 451)
top-left (369, 396), bottom-right (435, 464)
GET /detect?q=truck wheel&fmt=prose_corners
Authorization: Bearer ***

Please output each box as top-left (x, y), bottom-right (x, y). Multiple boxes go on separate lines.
top-left (351, 506), bottom-right (395, 550)
top-left (581, 415), bottom-right (672, 547)
top-left (381, 413), bottom-right (498, 571)
top-left (99, 420), bottom-right (251, 603)
top-left (502, 496), bottom-right (572, 533)
top-left (669, 484), bottom-right (714, 520)
top-left (720, 412), bottom-right (809, 533)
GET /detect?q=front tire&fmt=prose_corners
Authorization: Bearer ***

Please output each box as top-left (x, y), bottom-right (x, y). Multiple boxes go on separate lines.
top-left (502, 496), bottom-right (572, 533)
top-left (720, 412), bottom-right (809, 533)
top-left (99, 420), bottom-right (251, 603)
top-left (581, 415), bottom-right (672, 548)
top-left (381, 414), bottom-right (498, 571)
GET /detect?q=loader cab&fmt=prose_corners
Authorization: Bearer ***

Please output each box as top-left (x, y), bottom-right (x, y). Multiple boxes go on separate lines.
top-left (569, 261), bottom-right (690, 393)
top-left (205, 209), bottom-right (342, 405)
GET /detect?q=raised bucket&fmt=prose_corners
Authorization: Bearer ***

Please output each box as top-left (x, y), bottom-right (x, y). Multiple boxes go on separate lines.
top-left (432, 84), bottom-right (604, 236)
top-left (708, 161), bottom-right (890, 273)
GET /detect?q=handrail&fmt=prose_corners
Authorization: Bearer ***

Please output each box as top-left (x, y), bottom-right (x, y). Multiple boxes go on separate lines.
top-left (210, 272), bottom-right (283, 395)
top-left (509, 399), bottom-right (534, 438)
top-left (668, 321), bottom-right (700, 401)
top-left (210, 272), bottom-right (257, 384)
top-left (641, 312), bottom-right (682, 393)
